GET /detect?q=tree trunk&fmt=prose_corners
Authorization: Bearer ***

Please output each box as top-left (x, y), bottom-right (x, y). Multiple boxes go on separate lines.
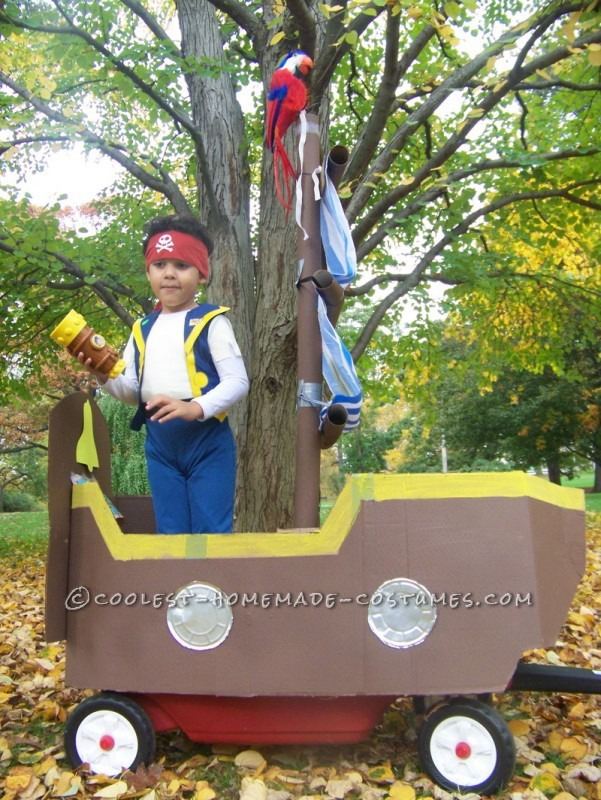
top-left (238, 46), bottom-right (303, 531)
top-left (593, 462), bottom-right (601, 493)
top-left (547, 459), bottom-right (562, 485)
top-left (178, 2), bottom-right (300, 530)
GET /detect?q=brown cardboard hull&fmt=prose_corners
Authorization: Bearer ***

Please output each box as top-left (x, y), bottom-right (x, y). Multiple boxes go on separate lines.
top-left (62, 496), bottom-right (584, 697)
top-left (46, 395), bottom-right (586, 700)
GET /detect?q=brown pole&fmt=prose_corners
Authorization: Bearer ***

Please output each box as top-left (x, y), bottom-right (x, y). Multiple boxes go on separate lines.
top-left (319, 403), bottom-right (348, 450)
top-left (312, 269), bottom-right (345, 327)
top-left (326, 145), bottom-right (349, 188)
top-left (294, 113), bottom-right (322, 528)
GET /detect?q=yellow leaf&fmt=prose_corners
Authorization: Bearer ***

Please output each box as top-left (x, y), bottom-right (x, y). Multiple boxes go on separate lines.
top-left (43, 766), bottom-right (61, 787)
top-left (559, 736), bottom-right (588, 760)
top-left (165, 779), bottom-right (181, 795)
top-left (194, 788), bottom-right (216, 800)
top-left (6, 773), bottom-right (33, 791)
top-left (0, 691), bottom-right (13, 703)
top-left (269, 31), bottom-right (286, 46)
top-left (548, 730), bottom-right (563, 750)
top-left (568, 701), bottom-right (585, 719)
top-left (541, 762), bottom-right (560, 776)
top-left (53, 773), bottom-right (82, 798)
top-left (139, 792), bottom-right (157, 800)
top-left (93, 781), bottom-right (129, 798)
top-left (388, 781), bottom-right (416, 800)
top-left (367, 763), bottom-right (395, 784)
top-left (529, 773), bottom-right (562, 794)
top-left (588, 49), bottom-right (601, 66)
top-left (508, 718), bottom-right (531, 736)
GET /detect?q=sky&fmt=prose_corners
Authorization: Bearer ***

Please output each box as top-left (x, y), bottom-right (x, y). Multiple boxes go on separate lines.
top-left (9, 146), bottom-right (122, 208)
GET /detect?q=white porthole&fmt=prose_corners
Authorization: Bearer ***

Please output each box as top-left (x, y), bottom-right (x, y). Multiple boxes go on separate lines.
top-left (368, 578), bottom-right (437, 648)
top-left (166, 581), bottom-right (233, 650)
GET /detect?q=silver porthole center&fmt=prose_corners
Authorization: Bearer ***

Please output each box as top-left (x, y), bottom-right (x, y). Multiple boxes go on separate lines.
top-left (368, 578), bottom-right (437, 648)
top-left (166, 581), bottom-right (232, 651)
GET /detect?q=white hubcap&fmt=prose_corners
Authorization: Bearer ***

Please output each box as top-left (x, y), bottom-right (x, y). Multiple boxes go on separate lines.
top-left (429, 714), bottom-right (498, 786)
top-left (75, 709), bottom-right (139, 776)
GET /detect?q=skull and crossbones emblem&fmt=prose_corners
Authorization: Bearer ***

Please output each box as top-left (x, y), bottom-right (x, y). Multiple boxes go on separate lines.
top-left (155, 234), bottom-right (175, 253)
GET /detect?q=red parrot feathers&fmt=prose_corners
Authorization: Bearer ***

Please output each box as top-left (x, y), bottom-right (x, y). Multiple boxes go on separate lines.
top-left (265, 50), bottom-right (314, 211)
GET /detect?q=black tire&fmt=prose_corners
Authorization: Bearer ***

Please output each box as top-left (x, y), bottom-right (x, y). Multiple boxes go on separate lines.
top-left (417, 698), bottom-right (515, 794)
top-left (65, 692), bottom-right (156, 776)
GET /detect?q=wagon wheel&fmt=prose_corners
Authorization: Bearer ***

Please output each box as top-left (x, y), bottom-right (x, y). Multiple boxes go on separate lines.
top-left (417, 698), bottom-right (515, 794)
top-left (65, 692), bottom-right (156, 776)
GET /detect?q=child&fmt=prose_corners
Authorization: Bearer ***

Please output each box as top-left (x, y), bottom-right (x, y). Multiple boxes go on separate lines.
top-left (79, 214), bottom-right (249, 534)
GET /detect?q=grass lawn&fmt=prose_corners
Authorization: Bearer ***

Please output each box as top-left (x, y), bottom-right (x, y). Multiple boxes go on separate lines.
top-left (0, 509), bottom-right (49, 559)
top-left (562, 470), bottom-right (601, 513)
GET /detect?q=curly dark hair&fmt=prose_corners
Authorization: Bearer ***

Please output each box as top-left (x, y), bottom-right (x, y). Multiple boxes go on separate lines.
top-left (142, 214), bottom-right (214, 256)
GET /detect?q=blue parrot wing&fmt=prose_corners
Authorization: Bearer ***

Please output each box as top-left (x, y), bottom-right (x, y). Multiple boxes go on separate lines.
top-left (267, 84), bottom-right (288, 101)
top-left (266, 85), bottom-right (288, 149)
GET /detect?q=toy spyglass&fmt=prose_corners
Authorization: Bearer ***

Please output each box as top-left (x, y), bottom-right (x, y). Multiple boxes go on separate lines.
top-left (50, 309), bottom-right (125, 379)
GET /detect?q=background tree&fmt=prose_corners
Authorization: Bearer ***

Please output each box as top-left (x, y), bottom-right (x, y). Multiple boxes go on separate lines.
top-left (1, 1), bottom-right (600, 528)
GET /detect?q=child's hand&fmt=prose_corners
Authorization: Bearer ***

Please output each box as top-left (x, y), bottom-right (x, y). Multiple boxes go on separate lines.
top-left (146, 395), bottom-right (204, 422)
top-left (76, 352), bottom-right (108, 384)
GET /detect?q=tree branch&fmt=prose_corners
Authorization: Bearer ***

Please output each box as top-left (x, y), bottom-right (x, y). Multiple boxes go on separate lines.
top-left (0, 238), bottom-right (137, 326)
top-left (349, 25), bottom-right (601, 235)
top-left (351, 180), bottom-right (601, 361)
top-left (0, 70), bottom-right (191, 213)
top-left (345, 3), bottom-right (596, 225)
top-left (0, 135), bottom-right (71, 156)
top-left (311, 4), bottom-right (386, 107)
top-left (0, 443), bottom-right (48, 454)
top-left (343, 16), bottom-right (437, 187)
top-left (48, 1), bottom-right (200, 143)
top-left (514, 79), bottom-right (601, 92)
top-left (515, 91), bottom-right (528, 150)
top-left (356, 149), bottom-right (601, 257)
top-left (286, 0), bottom-right (316, 57)
top-left (118, 0), bottom-right (180, 51)
top-left (562, 193), bottom-right (601, 212)
top-left (206, 0), bottom-right (265, 45)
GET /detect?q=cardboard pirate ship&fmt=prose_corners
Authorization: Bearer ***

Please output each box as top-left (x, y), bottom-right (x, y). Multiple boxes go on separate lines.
top-left (47, 392), bottom-right (586, 702)
top-left (44, 117), bottom-right (593, 793)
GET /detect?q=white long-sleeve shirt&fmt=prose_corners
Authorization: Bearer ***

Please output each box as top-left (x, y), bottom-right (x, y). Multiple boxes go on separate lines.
top-left (103, 311), bottom-right (249, 420)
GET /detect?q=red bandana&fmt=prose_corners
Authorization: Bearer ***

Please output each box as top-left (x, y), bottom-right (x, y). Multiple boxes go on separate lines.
top-left (144, 231), bottom-right (210, 280)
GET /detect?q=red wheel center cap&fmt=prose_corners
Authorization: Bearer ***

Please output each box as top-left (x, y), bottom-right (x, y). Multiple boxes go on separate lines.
top-left (455, 741), bottom-right (471, 759)
top-left (99, 734), bottom-right (115, 751)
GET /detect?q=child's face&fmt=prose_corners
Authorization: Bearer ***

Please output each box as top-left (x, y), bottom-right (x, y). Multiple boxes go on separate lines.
top-left (147, 259), bottom-right (206, 312)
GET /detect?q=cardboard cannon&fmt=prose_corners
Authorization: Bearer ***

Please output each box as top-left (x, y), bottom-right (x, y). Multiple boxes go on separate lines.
top-left (45, 392), bottom-right (597, 794)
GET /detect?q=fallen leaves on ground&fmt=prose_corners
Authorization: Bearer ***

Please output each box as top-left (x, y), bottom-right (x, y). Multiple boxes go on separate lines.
top-left (1, 517), bottom-right (600, 799)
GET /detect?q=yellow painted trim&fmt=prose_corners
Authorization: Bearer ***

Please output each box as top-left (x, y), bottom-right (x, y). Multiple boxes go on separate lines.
top-left (371, 471), bottom-right (584, 510)
top-left (184, 306), bottom-right (230, 355)
top-left (131, 319), bottom-right (145, 375)
top-left (71, 471), bottom-right (583, 562)
top-left (184, 306), bottom-right (229, 401)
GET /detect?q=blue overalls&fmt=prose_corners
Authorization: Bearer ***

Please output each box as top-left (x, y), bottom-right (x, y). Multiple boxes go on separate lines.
top-left (130, 304), bottom-right (236, 534)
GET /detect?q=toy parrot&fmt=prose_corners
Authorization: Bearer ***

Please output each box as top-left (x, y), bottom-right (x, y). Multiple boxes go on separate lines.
top-left (265, 50), bottom-right (314, 211)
